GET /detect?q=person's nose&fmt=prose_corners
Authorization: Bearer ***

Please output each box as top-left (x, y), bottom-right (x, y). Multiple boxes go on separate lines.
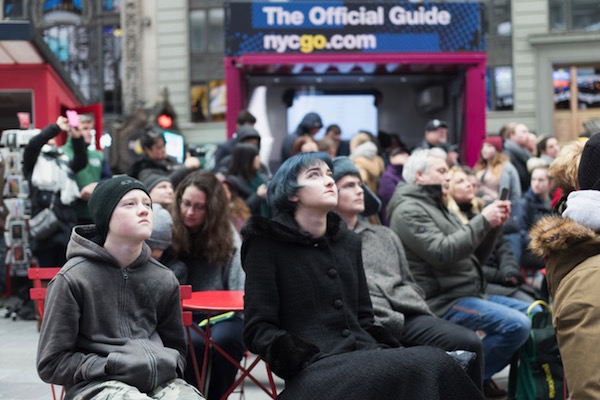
top-left (324, 175), bottom-right (335, 186)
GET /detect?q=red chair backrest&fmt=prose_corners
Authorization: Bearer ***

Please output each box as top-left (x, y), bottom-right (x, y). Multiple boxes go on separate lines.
top-left (180, 285), bottom-right (193, 327)
top-left (28, 267), bottom-right (61, 317)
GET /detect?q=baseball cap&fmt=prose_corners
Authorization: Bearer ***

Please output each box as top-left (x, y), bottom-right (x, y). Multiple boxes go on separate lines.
top-left (425, 119), bottom-right (448, 132)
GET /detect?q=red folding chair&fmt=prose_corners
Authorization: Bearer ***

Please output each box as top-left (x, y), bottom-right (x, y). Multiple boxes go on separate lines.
top-left (28, 266), bottom-right (64, 400)
top-left (180, 285), bottom-right (203, 394)
top-left (182, 290), bottom-right (278, 399)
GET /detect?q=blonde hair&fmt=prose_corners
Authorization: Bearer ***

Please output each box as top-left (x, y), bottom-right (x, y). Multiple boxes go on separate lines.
top-left (549, 140), bottom-right (585, 194)
top-left (349, 132), bottom-right (372, 153)
top-left (447, 166), bottom-right (483, 224)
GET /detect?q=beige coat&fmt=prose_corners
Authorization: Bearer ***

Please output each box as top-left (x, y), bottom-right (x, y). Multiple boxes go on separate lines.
top-left (530, 216), bottom-right (600, 399)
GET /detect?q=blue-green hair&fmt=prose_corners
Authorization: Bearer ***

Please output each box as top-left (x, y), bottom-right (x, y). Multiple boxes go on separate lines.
top-left (268, 152), bottom-right (333, 215)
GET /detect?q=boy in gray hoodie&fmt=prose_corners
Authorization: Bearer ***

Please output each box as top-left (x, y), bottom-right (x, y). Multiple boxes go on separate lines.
top-left (36, 175), bottom-right (203, 399)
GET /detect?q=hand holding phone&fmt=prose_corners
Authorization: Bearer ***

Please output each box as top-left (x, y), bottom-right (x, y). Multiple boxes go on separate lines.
top-left (66, 110), bottom-right (79, 128)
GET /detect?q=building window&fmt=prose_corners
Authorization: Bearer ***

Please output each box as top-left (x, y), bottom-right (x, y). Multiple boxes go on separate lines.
top-left (550, 0), bottom-right (600, 31)
top-left (487, 66), bottom-right (514, 111)
top-left (191, 80), bottom-right (226, 123)
top-left (190, 10), bottom-right (207, 53)
top-left (554, 67), bottom-right (600, 110)
top-left (189, 4), bottom-right (226, 122)
top-left (190, 7), bottom-right (224, 53)
top-left (482, 0), bottom-right (513, 111)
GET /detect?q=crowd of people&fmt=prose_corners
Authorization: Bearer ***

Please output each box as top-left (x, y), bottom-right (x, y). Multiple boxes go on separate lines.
top-left (13, 108), bottom-right (599, 399)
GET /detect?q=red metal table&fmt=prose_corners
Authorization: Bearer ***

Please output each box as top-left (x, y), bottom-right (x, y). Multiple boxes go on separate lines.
top-left (182, 290), bottom-right (277, 399)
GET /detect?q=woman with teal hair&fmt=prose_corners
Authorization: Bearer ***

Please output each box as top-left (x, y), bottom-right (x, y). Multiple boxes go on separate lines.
top-left (240, 152), bottom-right (482, 399)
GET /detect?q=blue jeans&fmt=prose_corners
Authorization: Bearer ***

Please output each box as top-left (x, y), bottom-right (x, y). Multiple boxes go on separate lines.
top-left (443, 295), bottom-right (536, 382)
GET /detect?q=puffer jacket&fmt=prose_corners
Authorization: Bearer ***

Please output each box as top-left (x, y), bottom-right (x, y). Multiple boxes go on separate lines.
top-left (37, 225), bottom-right (186, 399)
top-left (387, 184), bottom-right (497, 316)
top-left (530, 215), bottom-right (600, 399)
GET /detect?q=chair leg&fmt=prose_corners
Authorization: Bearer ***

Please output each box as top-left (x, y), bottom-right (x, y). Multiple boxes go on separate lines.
top-left (185, 326), bottom-right (203, 393)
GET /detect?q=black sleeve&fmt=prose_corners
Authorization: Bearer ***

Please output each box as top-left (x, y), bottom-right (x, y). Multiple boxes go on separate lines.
top-left (23, 124), bottom-right (61, 177)
top-left (69, 136), bottom-right (88, 173)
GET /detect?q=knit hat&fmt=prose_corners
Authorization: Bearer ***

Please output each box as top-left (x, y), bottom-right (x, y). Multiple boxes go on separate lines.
top-left (88, 175), bottom-right (151, 240)
top-left (483, 136), bottom-right (503, 153)
top-left (332, 156), bottom-right (381, 217)
top-left (146, 204), bottom-right (172, 250)
top-left (142, 174), bottom-right (171, 192)
top-left (578, 133), bottom-right (600, 190)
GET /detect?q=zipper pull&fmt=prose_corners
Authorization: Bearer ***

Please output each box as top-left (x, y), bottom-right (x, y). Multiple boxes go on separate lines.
top-left (122, 268), bottom-right (128, 280)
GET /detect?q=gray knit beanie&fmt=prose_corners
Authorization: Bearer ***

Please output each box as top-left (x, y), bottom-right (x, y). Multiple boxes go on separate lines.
top-left (142, 174), bottom-right (171, 192)
top-left (88, 175), bottom-right (150, 240)
top-left (332, 156), bottom-right (381, 217)
top-left (146, 204), bottom-right (173, 250)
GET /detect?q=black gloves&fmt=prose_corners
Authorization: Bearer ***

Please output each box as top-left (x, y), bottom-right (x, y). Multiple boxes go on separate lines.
top-left (267, 334), bottom-right (320, 380)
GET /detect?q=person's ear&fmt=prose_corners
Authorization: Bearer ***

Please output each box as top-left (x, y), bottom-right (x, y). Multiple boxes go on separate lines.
top-left (415, 170), bottom-right (426, 185)
top-left (288, 195), bottom-right (298, 203)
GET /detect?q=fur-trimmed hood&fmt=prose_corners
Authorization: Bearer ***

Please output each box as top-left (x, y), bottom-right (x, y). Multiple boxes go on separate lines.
top-left (530, 215), bottom-right (600, 296)
top-left (529, 216), bottom-right (597, 259)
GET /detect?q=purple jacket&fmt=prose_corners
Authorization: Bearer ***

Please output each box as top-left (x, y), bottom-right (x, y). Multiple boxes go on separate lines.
top-left (378, 163), bottom-right (405, 226)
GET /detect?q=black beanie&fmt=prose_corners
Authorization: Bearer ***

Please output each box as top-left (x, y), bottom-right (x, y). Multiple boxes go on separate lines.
top-left (578, 133), bottom-right (600, 191)
top-left (88, 175), bottom-right (151, 240)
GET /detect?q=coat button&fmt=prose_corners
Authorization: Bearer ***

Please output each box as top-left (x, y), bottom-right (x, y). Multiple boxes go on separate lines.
top-left (334, 299), bottom-right (343, 309)
top-left (313, 243), bottom-right (319, 247)
top-left (328, 269), bottom-right (337, 278)
top-left (342, 329), bottom-right (351, 337)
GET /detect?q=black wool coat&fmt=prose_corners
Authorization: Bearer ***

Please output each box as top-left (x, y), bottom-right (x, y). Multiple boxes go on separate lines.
top-left (241, 212), bottom-right (483, 400)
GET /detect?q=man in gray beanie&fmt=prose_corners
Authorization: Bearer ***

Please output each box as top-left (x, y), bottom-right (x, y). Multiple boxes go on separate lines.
top-left (332, 156), bottom-right (484, 392)
top-left (37, 175), bottom-right (204, 399)
top-left (146, 204), bottom-right (188, 284)
top-left (142, 174), bottom-right (175, 208)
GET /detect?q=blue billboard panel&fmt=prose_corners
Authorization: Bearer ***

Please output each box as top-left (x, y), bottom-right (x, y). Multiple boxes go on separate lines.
top-left (225, 1), bottom-right (485, 56)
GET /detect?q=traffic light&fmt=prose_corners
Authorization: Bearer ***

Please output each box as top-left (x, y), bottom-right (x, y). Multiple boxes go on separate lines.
top-left (157, 113), bottom-right (173, 129)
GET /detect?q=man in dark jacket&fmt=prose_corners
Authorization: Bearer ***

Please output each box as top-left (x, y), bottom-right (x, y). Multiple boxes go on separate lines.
top-left (503, 123), bottom-right (532, 193)
top-left (387, 147), bottom-right (534, 398)
top-left (213, 110), bottom-right (257, 170)
top-left (412, 119), bottom-right (448, 152)
top-left (280, 112), bottom-right (322, 162)
top-left (212, 125), bottom-right (268, 177)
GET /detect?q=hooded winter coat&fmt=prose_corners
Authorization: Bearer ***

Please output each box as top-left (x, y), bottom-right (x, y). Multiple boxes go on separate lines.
top-left (530, 208), bottom-right (600, 399)
top-left (280, 113), bottom-right (322, 161)
top-left (387, 184), bottom-right (498, 316)
top-left (241, 212), bottom-right (483, 399)
top-left (36, 225), bottom-right (186, 399)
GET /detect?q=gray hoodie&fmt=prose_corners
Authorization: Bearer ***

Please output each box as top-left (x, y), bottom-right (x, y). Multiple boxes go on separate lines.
top-left (37, 224), bottom-right (186, 399)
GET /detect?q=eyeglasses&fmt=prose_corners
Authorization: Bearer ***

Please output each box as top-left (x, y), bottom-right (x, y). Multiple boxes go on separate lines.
top-left (181, 200), bottom-right (205, 213)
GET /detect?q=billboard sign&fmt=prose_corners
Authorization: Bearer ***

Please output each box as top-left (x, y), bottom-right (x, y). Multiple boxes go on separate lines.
top-left (225, 1), bottom-right (485, 56)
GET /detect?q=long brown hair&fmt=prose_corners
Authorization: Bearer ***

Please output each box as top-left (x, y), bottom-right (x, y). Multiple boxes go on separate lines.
top-left (171, 170), bottom-right (233, 265)
top-left (474, 148), bottom-right (509, 179)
